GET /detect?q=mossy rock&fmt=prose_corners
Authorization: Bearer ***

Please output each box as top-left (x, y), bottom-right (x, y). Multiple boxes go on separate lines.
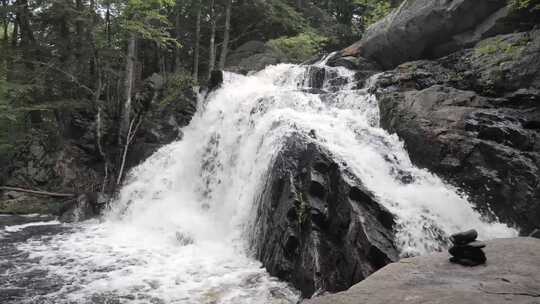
top-left (474, 36), bottom-right (528, 61)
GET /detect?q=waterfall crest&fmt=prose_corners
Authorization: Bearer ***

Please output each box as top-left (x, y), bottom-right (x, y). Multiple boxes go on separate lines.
top-left (9, 62), bottom-right (516, 303)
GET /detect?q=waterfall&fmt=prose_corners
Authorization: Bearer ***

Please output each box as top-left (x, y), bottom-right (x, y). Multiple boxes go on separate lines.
top-left (6, 62), bottom-right (516, 303)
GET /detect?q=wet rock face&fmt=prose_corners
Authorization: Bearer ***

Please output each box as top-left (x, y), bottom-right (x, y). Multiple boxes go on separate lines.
top-left (251, 133), bottom-right (398, 297)
top-left (374, 30), bottom-right (540, 234)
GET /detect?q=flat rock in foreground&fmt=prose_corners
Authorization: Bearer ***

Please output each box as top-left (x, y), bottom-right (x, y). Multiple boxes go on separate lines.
top-left (306, 238), bottom-right (540, 304)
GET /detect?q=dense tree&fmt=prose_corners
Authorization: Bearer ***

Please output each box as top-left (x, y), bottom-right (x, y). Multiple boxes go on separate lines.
top-left (0, 0), bottom-right (398, 191)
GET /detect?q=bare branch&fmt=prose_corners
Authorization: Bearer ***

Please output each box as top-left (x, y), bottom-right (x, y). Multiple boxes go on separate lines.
top-left (0, 186), bottom-right (76, 198)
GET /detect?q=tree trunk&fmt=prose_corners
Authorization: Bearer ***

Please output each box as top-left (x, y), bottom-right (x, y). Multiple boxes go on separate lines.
top-left (88, 0), bottom-right (108, 192)
top-left (1, 0), bottom-right (7, 42)
top-left (15, 0), bottom-right (41, 125)
top-left (193, 0), bottom-right (201, 80)
top-left (207, 0), bottom-right (216, 80)
top-left (11, 21), bottom-right (18, 47)
top-left (175, 1), bottom-right (182, 72)
top-left (15, 0), bottom-right (34, 47)
top-left (94, 59), bottom-right (108, 191)
top-left (59, 16), bottom-right (72, 64)
top-left (218, 0), bottom-right (232, 70)
top-left (120, 33), bottom-right (137, 145)
top-left (0, 186), bottom-right (75, 198)
top-left (75, 0), bottom-right (84, 58)
top-left (15, 0), bottom-right (35, 60)
top-left (106, 3), bottom-right (111, 46)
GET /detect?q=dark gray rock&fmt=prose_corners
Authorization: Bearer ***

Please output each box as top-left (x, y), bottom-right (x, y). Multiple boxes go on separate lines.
top-left (468, 31), bottom-right (540, 96)
top-left (251, 133), bottom-right (398, 298)
top-left (59, 192), bottom-right (108, 223)
top-left (449, 255), bottom-right (486, 267)
top-left (208, 70), bottom-right (224, 92)
top-left (305, 66), bottom-right (326, 89)
top-left (430, 4), bottom-right (539, 58)
top-left (2, 130), bottom-right (102, 215)
top-left (448, 246), bottom-right (487, 267)
top-left (327, 56), bottom-right (381, 72)
top-left (128, 76), bottom-right (197, 167)
top-left (450, 229), bottom-right (478, 245)
top-left (340, 0), bottom-right (507, 68)
top-left (306, 238), bottom-right (540, 304)
top-left (373, 30), bottom-right (540, 235)
top-left (448, 230), bottom-right (486, 266)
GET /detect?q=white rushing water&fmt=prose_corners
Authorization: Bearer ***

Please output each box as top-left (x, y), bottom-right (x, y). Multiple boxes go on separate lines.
top-left (5, 62), bottom-right (516, 303)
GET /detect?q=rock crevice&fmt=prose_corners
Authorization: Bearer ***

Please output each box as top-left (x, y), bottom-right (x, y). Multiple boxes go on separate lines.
top-left (251, 133), bottom-right (399, 297)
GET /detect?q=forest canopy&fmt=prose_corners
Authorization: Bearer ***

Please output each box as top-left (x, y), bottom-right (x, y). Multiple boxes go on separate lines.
top-left (0, 0), bottom-right (398, 188)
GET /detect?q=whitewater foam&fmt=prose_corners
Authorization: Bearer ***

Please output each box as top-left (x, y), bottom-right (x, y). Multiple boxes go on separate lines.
top-left (4, 62), bottom-right (517, 303)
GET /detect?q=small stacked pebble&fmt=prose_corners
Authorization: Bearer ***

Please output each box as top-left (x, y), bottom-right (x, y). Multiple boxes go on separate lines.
top-left (448, 229), bottom-right (486, 266)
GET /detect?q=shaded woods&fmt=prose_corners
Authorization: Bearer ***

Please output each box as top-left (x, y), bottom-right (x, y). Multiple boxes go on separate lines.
top-left (0, 0), bottom-right (397, 203)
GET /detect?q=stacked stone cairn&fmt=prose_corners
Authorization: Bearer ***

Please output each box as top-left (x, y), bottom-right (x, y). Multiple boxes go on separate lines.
top-left (448, 229), bottom-right (486, 266)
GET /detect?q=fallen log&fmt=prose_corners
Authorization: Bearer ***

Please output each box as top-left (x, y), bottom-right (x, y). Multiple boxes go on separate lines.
top-left (0, 186), bottom-right (76, 198)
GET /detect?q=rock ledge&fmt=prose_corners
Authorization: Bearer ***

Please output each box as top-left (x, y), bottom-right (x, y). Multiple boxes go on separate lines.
top-left (306, 238), bottom-right (540, 304)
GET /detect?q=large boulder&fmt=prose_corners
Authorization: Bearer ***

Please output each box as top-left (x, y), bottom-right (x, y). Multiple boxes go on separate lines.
top-left (251, 133), bottom-right (399, 298)
top-left (128, 74), bottom-right (197, 167)
top-left (373, 30), bottom-right (540, 234)
top-left (306, 238), bottom-right (540, 304)
top-left (338, 0), bottom-right (535, 69)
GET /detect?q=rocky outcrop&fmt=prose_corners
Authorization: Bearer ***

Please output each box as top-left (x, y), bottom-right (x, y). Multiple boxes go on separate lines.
top-left (372, 30), bottom-right (540, 234)
top-left (251, 133), bottom-right (399, 297)
top-left (339, 0), bottom-right (538, 69)
top-left (58, 193), bottom-right (109, 223)
top-left (306, 238), bottom-right (540, 304)
top-left (225, 40), bottom-right (289, 74)
top-left (127, 75), bottom-right (197, 167)
top-left (1, 132), bottom-right (103, 215)
top-left (1, 74), bottom-right (198, 218)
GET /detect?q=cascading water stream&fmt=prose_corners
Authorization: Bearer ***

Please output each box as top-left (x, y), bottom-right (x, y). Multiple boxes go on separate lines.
top-left (1, 61), bottom-right (516, 303)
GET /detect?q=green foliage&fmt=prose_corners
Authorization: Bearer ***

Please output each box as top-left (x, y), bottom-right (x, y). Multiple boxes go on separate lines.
top-left (354, 0), bottom-right (392, 28)
top-left (265, 0), bottom-right (309, 34)
top-left (0, 43), bottom-right (15, 160)
top-left (268, 32), bottom-right (329, 62)
top-left (475, 37), bottom-right (526, 60)
top-left (160, 71), bottom-right (195, 106)
top-left (509, 0), bottom-right (540, 11)
top-left (123, 0), bottom-right (179, 47)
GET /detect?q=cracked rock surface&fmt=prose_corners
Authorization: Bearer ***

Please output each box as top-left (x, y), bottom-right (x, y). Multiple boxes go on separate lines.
top-left (251, 133), bottom-right (398, 298)
top-left (306, 237), bottom-right (540, 304)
